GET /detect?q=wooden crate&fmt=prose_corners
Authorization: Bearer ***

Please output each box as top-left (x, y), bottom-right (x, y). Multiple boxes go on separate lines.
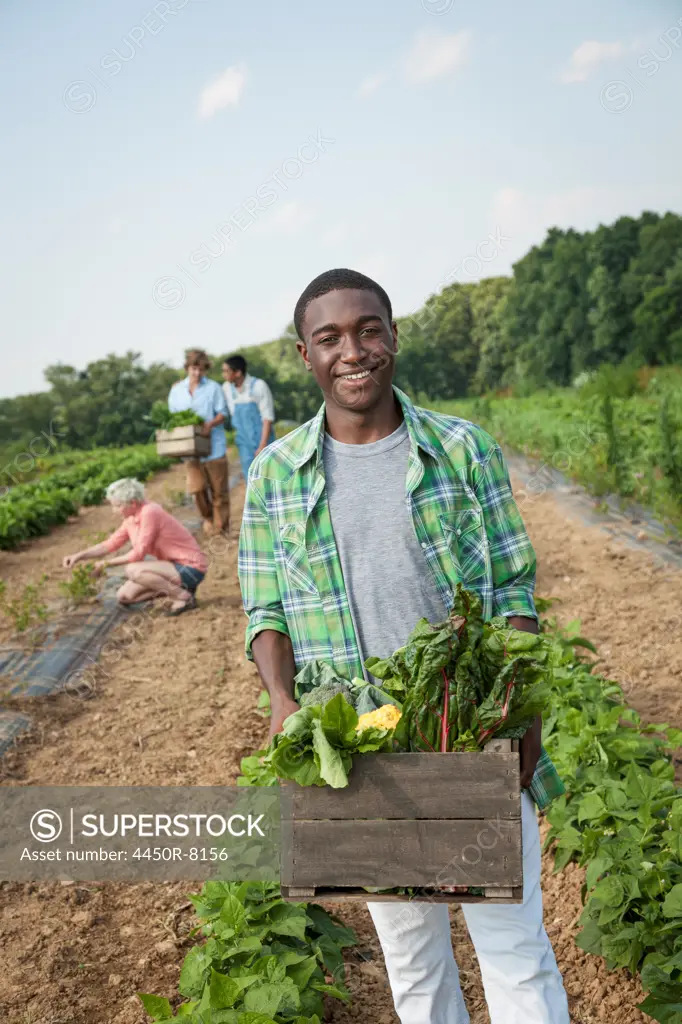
top-left (280, 739), bottom-right (522, 904)
top-left (155, 425), bottom-right (210, 459)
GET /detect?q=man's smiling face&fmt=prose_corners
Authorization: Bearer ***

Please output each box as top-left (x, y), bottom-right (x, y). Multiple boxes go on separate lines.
top-left (297, 288), bottom-right (398, 413)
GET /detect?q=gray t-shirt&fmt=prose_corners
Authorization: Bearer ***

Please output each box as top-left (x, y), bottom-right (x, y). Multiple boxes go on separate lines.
top-left (323, 421), bottom-right (448, 676)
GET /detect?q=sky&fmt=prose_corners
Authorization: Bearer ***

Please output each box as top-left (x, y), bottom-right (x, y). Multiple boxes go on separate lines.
top-left (1, 0), bottom-right (682, 397)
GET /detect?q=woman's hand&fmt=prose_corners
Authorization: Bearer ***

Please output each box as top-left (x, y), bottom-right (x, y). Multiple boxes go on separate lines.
top-left (62, 553), bottom-right (81, 570)
top-left (91, 560), bottom-right (109, 577)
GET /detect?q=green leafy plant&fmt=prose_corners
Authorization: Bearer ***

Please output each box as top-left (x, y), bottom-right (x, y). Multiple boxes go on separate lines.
top-left (59, 563), bottom-right (99, 604)
top-left (602, 394), bottom-right (627, 494)
top-left (149, 401), bottom-right (205, 430)
top-left (369, 584), bottom-right (553, 753)
top-left (659, 393), bottom-right (682, 502)
top-left (0, 575), bottom-right (49, 633)
top-left (541, 616), bottom-right (682, 1023)
top-left (244, 694), bottom-right (396, 791)
top-left (435, 367), bottom-right (682, 531)
top-left (138, 881), bottom-right (356, 1023)
top-left (0, 445), bottom-right (171, 550)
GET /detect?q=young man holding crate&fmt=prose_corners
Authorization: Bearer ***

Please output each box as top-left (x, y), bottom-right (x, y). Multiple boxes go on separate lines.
top-left (238, 269), bottom-right (570, 1023)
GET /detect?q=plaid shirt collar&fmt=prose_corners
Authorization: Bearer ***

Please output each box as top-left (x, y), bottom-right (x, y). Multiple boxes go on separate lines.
top-left (287, 386), bottom-right (444, 476)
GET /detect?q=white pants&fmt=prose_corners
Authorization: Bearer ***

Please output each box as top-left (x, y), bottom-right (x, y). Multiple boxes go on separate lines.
top-left (367, 792), bottom-right (570, 1024)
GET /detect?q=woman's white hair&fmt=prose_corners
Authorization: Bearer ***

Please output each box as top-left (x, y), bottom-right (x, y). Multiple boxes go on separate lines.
top-left (106, 478), bottom-right (145, 505)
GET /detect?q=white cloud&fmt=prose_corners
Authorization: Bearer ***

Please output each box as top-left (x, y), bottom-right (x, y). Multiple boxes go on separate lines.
top-left (405, 29), bottom-right (471, 84)
top-left (357, 73), bottom-right (387, 98)
top-left (560, 40), bottom-right (624, 84)
top-left (198, 65), bottom-right (247, 120)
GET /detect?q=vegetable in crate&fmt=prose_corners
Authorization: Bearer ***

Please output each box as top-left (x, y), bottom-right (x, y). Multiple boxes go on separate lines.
top-left (239, 585), bottom-right (556, 791)
top-left (259, 694), bottom-right (397, 790)
top-left (148, 400), bottom-right (204, 429)
top-left (369, 583), bottom-right (554, 753)
top-left (294, 658), bottom-right (401, 716)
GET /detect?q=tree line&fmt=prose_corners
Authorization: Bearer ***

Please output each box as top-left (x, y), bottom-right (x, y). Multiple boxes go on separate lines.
top-left (1, 210), bottom-right (680, 452)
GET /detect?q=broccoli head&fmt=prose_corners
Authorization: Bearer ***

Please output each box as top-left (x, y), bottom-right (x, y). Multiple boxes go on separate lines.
top-left (299, 682), bottom-right (354, 708)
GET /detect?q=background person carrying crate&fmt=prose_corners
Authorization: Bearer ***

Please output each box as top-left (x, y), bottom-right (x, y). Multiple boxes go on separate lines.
top-left (238, 269), bottom-right (570, 1024)
top-left (168, 349), bottom-right (230, 536)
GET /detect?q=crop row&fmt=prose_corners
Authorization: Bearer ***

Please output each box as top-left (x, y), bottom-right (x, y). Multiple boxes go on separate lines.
top-left (539, 605), bottom-right (682, 1022)
top-left (141, 607), bottom-right (681, 1023)
top-left (0, 445), bottom-right (172, 549)
top-left (439, 368), bottom-right (682, 533)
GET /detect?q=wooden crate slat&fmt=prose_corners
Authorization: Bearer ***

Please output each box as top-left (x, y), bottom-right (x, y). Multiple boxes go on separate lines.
top-left (281, 885), bottom-right (524, 904)
top-left (155, 426), bottom-right (211, 458)
top-left (281, 751), bottom-right (520, 820)
top-left (284, 818), bottom-right (522, 888)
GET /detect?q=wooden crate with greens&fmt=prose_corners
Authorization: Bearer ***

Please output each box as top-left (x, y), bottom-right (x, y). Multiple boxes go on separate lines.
top-left (280, 738), bottom-right (522, 904)
top-left (150, 402), bottom-right (210, 458)
top-left (155, 424), bottom-right (211, 458)
top-left (239, 585), bottom-right (558, 905)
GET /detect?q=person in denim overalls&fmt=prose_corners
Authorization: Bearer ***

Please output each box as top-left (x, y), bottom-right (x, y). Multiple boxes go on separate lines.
top-left (222, 355), bottom-right (276, 479)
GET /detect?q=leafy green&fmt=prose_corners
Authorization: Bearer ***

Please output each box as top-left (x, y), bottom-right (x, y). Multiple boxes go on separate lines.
top-left (140, 882), bottom-right (355, 1022)
top-left (149, 400), bottom-right (205, 429)
top-left (0, 444), bottom-right (172, 550)
top-left (541, 613), bottom-right (682, 1022)
top-left (242, 694), bottom-right (394, 790)
top-left (298, 682), bottom-right (353, 709)
top-left (386, 584), bottom-right (553, 752)
top-left (292, 660), bottom-right (397, 715)
top-left (138, 994), bottom-right (174, 1021)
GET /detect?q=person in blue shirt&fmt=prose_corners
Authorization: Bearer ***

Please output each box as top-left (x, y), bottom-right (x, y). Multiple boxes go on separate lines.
top-left (168, 349), bottom-right (230, 536)
top-left (221, 354), bottom-right (276, 480)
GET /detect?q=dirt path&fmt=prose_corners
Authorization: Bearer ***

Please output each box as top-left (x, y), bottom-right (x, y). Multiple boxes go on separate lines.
top-left (2, 467), bottom-right (680, 1023)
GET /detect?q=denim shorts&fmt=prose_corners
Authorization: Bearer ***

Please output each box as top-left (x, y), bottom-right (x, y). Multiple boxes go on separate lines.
top-left (173, 563), bottom-right (206, 594)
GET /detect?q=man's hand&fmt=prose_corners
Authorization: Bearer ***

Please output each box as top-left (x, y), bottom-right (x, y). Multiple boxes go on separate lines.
top-left (269, 696), bottom-right (300, 741)
top-left (520, 715), bottom-right (542, 789)
top-left (199, 422), bottom-right (212, 437)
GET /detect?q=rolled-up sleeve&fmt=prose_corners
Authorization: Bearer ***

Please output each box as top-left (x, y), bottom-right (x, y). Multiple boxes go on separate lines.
top-left (238, 476), bottom-right (290, 659)
top-left (255, 380), bottom-right (275, 423)
top-left (472, 443), bottom-right (537, 620)
top-left (212, 381), bottom-right (228, 418)
top-left (103, 522), bottom-right (131, 554)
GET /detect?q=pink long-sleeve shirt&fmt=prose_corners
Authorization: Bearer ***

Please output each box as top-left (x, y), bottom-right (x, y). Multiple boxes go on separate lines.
top-left (104, 501), bottom-right (208, 573)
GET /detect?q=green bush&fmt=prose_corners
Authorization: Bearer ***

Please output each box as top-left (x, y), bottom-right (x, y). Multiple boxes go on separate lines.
top-left (0, 445), bottom-right (171, 550)
top-left (437, 367), bottom-right (682, 530)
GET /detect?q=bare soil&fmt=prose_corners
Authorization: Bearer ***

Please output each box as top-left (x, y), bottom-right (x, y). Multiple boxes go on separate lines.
top-left (2, 466), bottom-right (680, 1024)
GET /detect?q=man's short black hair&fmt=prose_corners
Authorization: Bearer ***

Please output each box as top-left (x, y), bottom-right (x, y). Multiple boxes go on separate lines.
top-left (293, 268), bottom-right (393, 340)
top-left (224, 354), bottom-right (247, 374)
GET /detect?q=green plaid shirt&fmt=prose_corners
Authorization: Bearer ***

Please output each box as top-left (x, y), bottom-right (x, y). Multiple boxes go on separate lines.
top-left (238, 387), bottom-right (564, 810)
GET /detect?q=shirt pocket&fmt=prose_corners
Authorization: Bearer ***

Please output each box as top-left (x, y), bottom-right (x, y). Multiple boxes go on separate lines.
top-left (439, 509), bottom-right (489, 585)
top-left (279, 522), bottom-right (318, 595)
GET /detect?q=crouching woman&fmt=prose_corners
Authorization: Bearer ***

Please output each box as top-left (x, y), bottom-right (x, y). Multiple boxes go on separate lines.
top-left (62, 478), bottom-right (208, 615)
